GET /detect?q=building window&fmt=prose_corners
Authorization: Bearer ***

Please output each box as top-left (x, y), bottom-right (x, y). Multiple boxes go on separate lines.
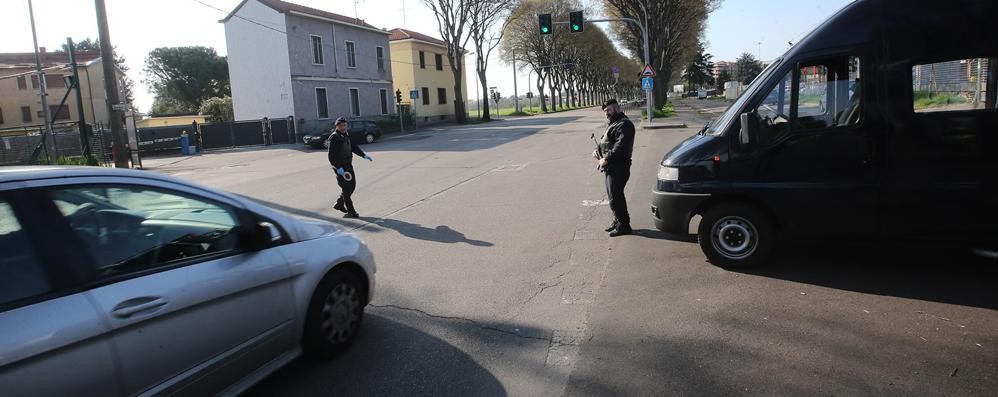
top-left (31, 75), bottom-right (40, 89)
top-left (913, 57), bottom-right (992, 112)
top-left (380, 89), bottom-right (389, 115)
top-left (435, 54), bottom-right (443, 71)
top-left (349, 88), bottom-right (360, 116)
top-left (310, 35), bottom-right (324, 65)
top-left (0, 107), bottom-right (4, 124)
top-left (16, 76), bottom-right (27, 90)
top-left (376, 46), bottom-right (385, 71)
top-left (419, 51), bottom-right (425, 69)
top-left (438, 88), bottom-right (447, 104)
top-left (346, 41), bottom-right (356, 68)
top-left (46, 75), bottom-right (66, 88)
top-left (422, 87), bottom-right (430, 105)
top-left (50, 105), bottom-right (70, 120)
top-left (316, 87), bottom-right (329, 119)
top-left (21, 106), bottom-right (32, 122)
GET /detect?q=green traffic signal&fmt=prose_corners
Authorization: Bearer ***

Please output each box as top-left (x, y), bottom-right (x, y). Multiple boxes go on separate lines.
top-left (538, 13), bottom-right (552, 35)
top-left (569, 11), bottom-right (583, 33)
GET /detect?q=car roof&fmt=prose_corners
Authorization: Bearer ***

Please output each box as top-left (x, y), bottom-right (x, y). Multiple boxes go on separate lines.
top-left (0, 166), bottom-right (184, 184)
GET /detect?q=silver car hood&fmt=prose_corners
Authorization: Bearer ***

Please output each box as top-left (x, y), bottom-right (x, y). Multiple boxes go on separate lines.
top-left (290, 216), bottom-right (345, 241)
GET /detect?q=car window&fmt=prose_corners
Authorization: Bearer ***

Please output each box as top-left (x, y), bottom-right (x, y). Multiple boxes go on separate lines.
top-left (753, 69), bottom-right (793, 144)
top-left (49, 185), bottom-right (241, 278)
top-left (796, 56), bottom-right (861, 129)
top-left (0, 199), bottom-right (51, 307)
top-left (913, 57), bottom-right (992, 113)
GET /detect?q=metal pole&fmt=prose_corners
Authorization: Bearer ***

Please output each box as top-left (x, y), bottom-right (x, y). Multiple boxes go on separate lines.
top-left (95, 0), bottom-right (129, 168)
top-left (638, 2), bottom-right (652, 123)
top-left (513, 53), bottom-right (520, 113)
top-left (67, 38), bottom-right (91, 163)
top-left (974, 58), bottom-right (983, 109)
top-left (28, 0), bottom-right (56, 164)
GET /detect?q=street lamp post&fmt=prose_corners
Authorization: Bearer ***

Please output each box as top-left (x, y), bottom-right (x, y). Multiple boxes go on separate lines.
top-left (527, 69), bottom-right (534, 112)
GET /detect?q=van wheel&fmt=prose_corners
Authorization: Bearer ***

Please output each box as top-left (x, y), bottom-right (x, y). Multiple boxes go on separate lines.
top-left (365, 133), bottom-right (375, 144)
top-left (302, 269), bottom-right (365, 360)
top-left (698, 203), bottom-right (775, 269)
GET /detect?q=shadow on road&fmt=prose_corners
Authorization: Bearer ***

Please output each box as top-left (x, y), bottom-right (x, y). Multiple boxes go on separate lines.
top-left (630, 228), bottom-right (698, 243)
top-left (245, 313), bottom-right (508, 396)
top-left (362, 217), bottom-right (493, 247)
top-left (741, 240), bottom-right (998, 310)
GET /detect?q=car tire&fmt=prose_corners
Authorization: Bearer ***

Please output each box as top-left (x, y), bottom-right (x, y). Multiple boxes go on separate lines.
top-left (365, 133), bottom-right (375, 144)
top-left (302, 269), bottom-right (366, 360)
top-left (698, 203), bottom-right (775, 269)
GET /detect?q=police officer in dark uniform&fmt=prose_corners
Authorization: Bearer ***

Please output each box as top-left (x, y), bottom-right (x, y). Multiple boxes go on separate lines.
top-left (328, 117), bottom-right (372, 218)
top-left (593, 99), bottom-right (635, 237)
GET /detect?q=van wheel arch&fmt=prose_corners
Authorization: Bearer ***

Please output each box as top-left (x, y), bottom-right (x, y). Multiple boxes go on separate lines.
top-left (692, 195), bottom-right (781, 234)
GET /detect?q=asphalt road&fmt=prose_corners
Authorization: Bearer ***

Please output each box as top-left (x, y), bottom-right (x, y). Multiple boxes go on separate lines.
top-left (144, 101), bottom-right (997, 396)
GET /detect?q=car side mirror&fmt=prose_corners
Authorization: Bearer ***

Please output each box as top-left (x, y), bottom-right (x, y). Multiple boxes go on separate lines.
top-left (243, 221), bottom-right (283, 250)
top-left (739, 111), bottom-right (759, 146)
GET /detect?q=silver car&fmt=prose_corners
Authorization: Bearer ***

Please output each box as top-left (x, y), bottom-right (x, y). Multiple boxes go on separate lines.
top-left (0, 166), bottom-right (375, 396)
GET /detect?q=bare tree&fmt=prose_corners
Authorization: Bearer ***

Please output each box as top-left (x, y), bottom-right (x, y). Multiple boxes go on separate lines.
top-left (424, 0), bottom-right (473, 123)
top-left (604, 0), bottom-right (721, 108)
top-left (469, 0), bottom-right (515, 120)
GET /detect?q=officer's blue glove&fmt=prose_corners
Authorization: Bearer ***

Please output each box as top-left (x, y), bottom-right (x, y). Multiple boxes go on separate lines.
top-left (336, 167), bottom-right (346, 176)
top-left (363, 155), bottom-right (373, 162)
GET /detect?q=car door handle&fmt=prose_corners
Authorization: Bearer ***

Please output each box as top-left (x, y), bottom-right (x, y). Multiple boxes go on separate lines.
top-left (111, 297), bottom-right (169, 318)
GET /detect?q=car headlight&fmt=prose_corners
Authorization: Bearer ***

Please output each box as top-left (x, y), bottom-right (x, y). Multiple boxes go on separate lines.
top-left (657, 165), bottom-right (679, 181)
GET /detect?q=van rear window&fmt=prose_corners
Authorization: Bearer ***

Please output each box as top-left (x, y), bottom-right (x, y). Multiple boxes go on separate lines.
top-left (913, 58), bottom-right (991, 113)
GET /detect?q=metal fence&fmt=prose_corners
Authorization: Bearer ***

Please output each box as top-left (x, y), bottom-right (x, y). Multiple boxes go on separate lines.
top-left (136, 117), bottom-right (296, 154)
top-left (0, 122), bottom-right (112, 166)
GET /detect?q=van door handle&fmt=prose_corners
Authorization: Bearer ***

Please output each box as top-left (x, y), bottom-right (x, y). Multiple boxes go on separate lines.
top-left (111, 297), bottom-right (168, 318)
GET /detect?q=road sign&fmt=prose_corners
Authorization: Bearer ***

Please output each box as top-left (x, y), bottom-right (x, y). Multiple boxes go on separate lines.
top-left (410, 90), bottom-right (419, 99)
top-left (526, 92), bottom-right (533, 99)
top-left (640, 64), bottom-right (656, 77)
top-left (642, 77), bottom-right (654, 90)
top-left (111, 103), bottom-right (129, 111)
top-left (612, 65), bottom-right (621, 80)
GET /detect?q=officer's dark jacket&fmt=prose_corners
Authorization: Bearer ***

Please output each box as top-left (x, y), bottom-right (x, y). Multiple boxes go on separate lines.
top-left (327, 131), bottom-right (367, 168)
top-left (600, 112), bottom-right (635, 170)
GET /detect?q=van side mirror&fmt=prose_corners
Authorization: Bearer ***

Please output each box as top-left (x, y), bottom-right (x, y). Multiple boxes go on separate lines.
top-left (739, 112), bottom-right (759, 146)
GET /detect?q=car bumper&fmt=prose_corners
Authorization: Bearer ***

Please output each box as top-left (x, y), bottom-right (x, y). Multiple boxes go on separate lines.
top-left (651, 190), bottom-right (711, 234)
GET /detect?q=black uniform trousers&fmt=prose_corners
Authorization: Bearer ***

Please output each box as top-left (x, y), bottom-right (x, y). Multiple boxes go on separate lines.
top-left (605, 165), bottom-right (630, 226)
top-left (335, 164), bottom-right (357, 213)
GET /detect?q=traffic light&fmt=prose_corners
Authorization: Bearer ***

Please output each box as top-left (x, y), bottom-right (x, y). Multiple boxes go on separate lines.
top-left (395, 89), bottom-right (402, 103)
top-left (569, 11), bottom-right (583, 33)
top-left (538, 14), bottom-right (552, 35)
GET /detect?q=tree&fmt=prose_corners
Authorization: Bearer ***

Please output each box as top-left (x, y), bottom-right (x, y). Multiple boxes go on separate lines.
top-left (715, 68), bottom-right (732, 91)
top-left (733, 52), bottom-right (763, 85)
top-left (149, 97), bottom-right (188, 116)
top-left (469, 0), bottom-right (515, 120)
top-left (59, 38), bottom-right (136, 110)
top-left (604, 0), bottom-right (721, 108)
top-left (423, 0), bottom-right (473, 123)
top-left (199, 97), bottom-right (234, 122)
top-left (143, 46), bottom-right (229, 115)
top-left (682, 42), bottom-right (714, 90)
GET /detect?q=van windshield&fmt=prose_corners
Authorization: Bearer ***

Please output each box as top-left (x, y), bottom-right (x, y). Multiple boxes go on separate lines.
top-left (707, 57), bottom-right (783, 135)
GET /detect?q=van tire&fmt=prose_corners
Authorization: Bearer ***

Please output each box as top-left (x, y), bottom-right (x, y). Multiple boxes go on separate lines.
top-left (302, 269), bottom-right (365, 360)
top-left (698, 203), bottom-right (775, 269)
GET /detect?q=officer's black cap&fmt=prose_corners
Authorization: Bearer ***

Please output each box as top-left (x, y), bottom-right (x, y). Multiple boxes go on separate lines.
top-left (334, 117), bottom-right (348, 125)
top-left (601, 99), bottom-right (619, 110)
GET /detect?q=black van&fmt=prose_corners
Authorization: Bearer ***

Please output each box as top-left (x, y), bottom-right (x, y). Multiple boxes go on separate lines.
top-left (651, 0), bottom-right (997, 268)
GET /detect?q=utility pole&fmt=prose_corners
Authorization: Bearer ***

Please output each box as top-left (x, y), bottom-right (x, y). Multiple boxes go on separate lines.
top-left (28, 0), bottom-right (56, 164)
top-left (67, 38), bottom-right (91, 162)
top-left (95, 0), bottom-right (128, 168)
top-left (512, 52), bottom-right (520, 113)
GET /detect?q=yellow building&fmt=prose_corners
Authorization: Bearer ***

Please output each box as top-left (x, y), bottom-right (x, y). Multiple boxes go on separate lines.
top-left (135, 115), bottom-right (207, 129)
top-left (388, 29), bottom-right (468, 123)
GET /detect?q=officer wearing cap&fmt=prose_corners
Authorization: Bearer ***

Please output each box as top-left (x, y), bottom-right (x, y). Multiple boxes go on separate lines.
top-left (592, 99), bottom-right (635, 236)
top-left (328, 117), bottom-right (372, 218)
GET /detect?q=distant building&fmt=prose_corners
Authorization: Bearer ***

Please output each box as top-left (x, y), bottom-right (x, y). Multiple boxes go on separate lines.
top-left (0, 48), bottom-right (118, 131)
top-left (135, 115), bottom-right (207, 129)
top-left (222, 0), bottom-right (395, 132)
top-left (711, 60), bottom-right (733, 81)
top-left (388, 28), bottom-right (468, 123)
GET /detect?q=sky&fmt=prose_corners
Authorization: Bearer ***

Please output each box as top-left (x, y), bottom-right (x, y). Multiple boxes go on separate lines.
top-left (0, 0), bottom-right (854, 114)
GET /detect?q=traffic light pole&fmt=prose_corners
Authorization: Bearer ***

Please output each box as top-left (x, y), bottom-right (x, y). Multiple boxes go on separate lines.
top-left (555, 16), bottom-right (652, 123)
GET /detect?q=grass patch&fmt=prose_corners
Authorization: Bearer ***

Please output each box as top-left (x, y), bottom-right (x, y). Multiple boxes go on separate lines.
top-left (57, 155), bottom-right (100, 166)
top-left (641, 101), bottom-right (677, 118)
top-left (914, 91), bottom-right (967, 110)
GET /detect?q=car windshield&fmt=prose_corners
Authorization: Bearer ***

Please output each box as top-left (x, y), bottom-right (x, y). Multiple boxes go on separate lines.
top-left (707, 57), bottom-right (783, 135)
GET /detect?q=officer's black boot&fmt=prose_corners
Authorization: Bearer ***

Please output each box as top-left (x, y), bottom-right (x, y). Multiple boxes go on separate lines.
top-left (604, 220), bottom-right (618, 232)
top-left (609, 223), bottom-right (632, 237)
top-left (333, 197), bottom-right (346, 213)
